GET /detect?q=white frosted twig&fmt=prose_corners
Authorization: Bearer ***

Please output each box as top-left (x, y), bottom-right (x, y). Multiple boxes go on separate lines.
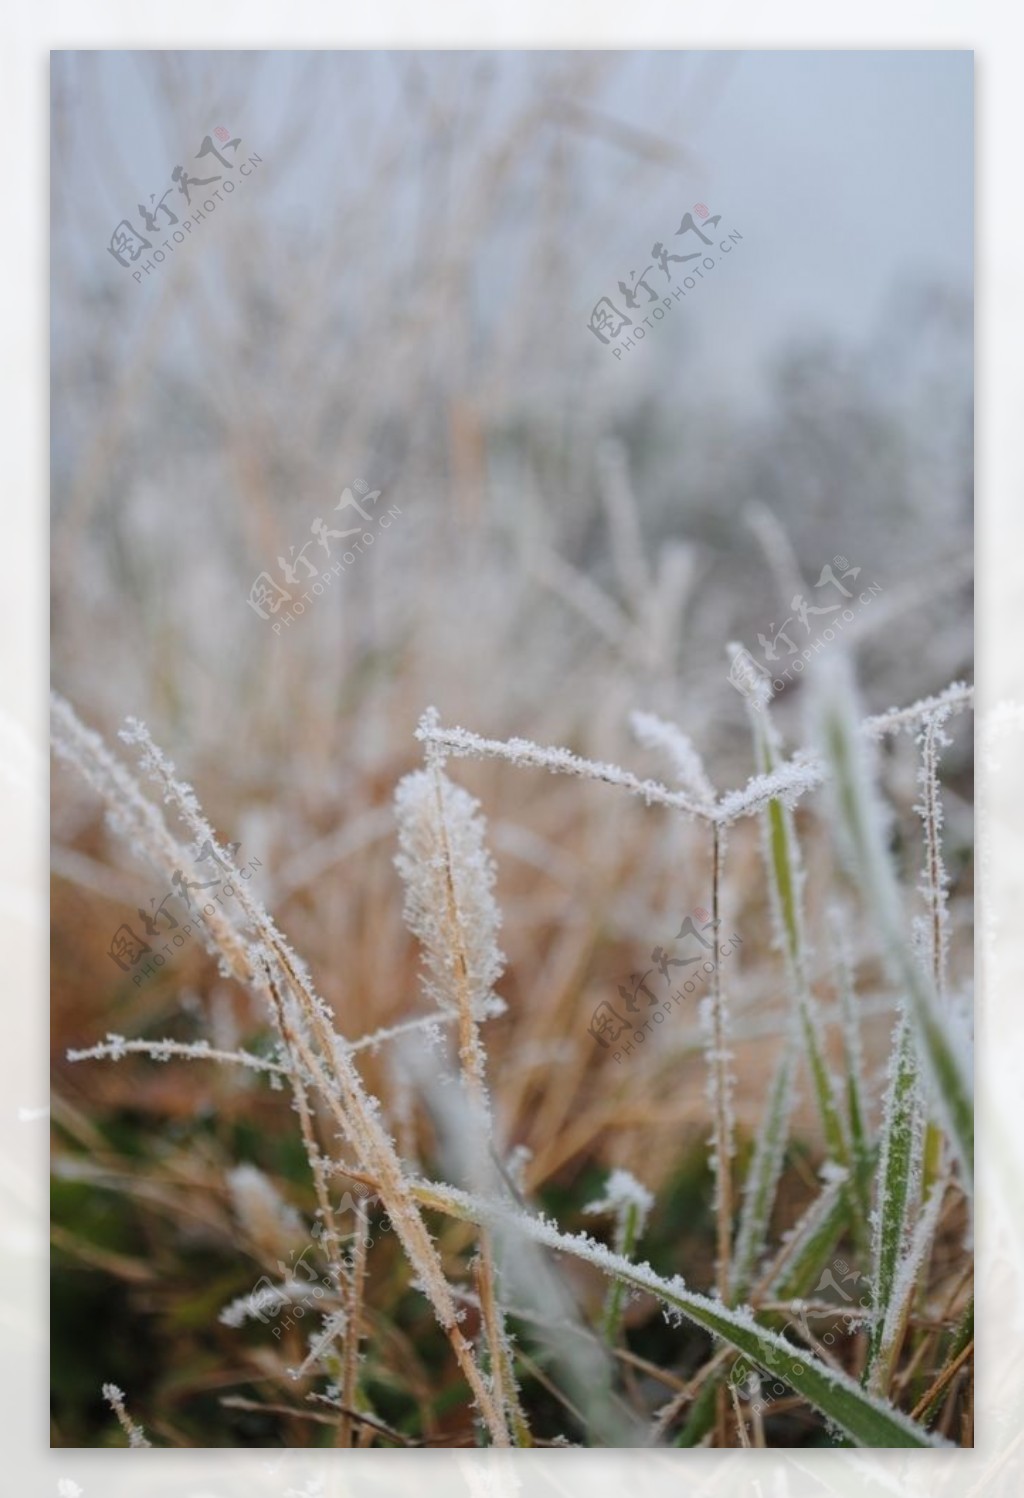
top-left (288, 1308), bottom-right (349, 1383)
top-left (347, 1011), bottom-right (456, 1055)
top-left (218, 1277), bottom-right (338, 1329)
top-left (66, 1035), bottom-right (293, 1078)
top-left (415, 681), bottom-right (973, 836)
top-left (415, 713), bottom-right (717, 822)
top-left (102, 1382), bottom-right (151, 1448)
top-left (51, 693), bottom-right (253, 981)
top-left (629, 711), bottom-right (715, 807)
top-left (716, 753), bottom-right (825, 826)
top-left (74, 1011), bottom-right (470, 1069)
top-left (862, 682), bottom-right (974, 740)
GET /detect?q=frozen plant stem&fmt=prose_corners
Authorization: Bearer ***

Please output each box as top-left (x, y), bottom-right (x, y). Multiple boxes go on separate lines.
top-left (337, 1197), bottom-right (369, 1447)
top-left (101, 1382), bottom-right (150, 1448)
top-left (52, 696), bottom-right (511, 1448)
top-left (708, 821), bottom-right (734, 1303)
top-left (402, 1177), bottom-right (945, 1448)
top-left (731, 684), bottom-right (854, 1298)
top-left (916, 711), bottom-right (953, 1193)
top-left (867, 1015), bottom-right (923, 1379)
top-left (584, 1170), bottom-right (654, 1349)
top-left (815, 662), bottom-right (973, 1189)
top-left (395, 753), bottom-right (524, 1444)
top-left (829, 912), bottom-right (873, 1240)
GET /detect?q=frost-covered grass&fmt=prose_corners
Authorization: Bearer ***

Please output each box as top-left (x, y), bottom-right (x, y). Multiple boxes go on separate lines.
top-left (51, 658), bottom-right (973, 1448)
top-left (48, 52), bottom-right (973, 1452)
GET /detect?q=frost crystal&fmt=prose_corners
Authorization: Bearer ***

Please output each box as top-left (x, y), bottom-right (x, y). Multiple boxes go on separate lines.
top-left (584, 1167), bottom-right (655, 1222)
top-left (394, 768), bottom-right (506, 1028)
top-left (630, 711), bottom-right (715, 807)
top-left (227, 1164), bottom-right (305, 1260)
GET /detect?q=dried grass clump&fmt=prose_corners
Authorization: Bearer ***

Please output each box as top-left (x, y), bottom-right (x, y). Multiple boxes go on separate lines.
top-left (52, 662), bottom-right (973, 1449)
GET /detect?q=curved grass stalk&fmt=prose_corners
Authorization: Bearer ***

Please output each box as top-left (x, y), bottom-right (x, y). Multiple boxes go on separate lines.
top-left (406, 1178), bottom-right (946, 1448)
top-left (760, 1166), bottom-right (851, 1303)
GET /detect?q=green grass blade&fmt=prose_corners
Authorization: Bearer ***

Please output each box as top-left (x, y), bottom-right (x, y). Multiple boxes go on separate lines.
top-left (731, 1043), bottom-right (794, 1301)
top-left (870, 1179), bottom-right (945, 1394)
top-left (831, 911), bottom-right (873, 1237)
top-left (919, 1296), bottom-right (973, 1427)
top-left (765, 1168), bottom-right (851, 1302)
top-left (867, 1016), bottom-right (922, 1374)
top-left (816, 659), bottom-right (973, 1189)
top-left (414, 1179), bottom-right (946, 1448)
top-left (747, 700), bottom-right (853, 1186)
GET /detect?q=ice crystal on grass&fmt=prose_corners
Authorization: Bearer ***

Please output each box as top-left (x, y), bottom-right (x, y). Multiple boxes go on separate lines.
top-left (54, 696), bottom-right (515, 1447)
top-left (394, 768), bottom-right (505, 1038)
top-left (630, 711), bottom-right (715, 808)
top-left (415, 712), bottom-right (717, 821)
top-left (227, 1164), bottom-right (306, 1261)
top-left (814, 657), bottom-right (973, 1189)
top-left (870, 1181), bottom-right (946, 1393)
top-left (101, 1383), bottom-right (150, 1448)
top-left (584, 1168), bottom-right (655, 1224)
top-left (586, 1169), bottom-right (655, 1349)
top-left (52, 659), bottom-right (972, 1449)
